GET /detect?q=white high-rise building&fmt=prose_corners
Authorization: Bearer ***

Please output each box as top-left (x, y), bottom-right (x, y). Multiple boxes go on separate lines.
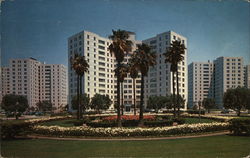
top-left (214, 57), bottom-right (244, 107)
top-left (188, 61), bottom-right (214, 108)
top-left (68, 30), bottom-right (141, 110)
top-left (142, 31), bottom-right (188, 109)
top-left (39, 64), bottom-right (68, 110)
top-left (244, 65), bottom-right (250, 89)
top-left (0, 58), bottom-right (67, 110)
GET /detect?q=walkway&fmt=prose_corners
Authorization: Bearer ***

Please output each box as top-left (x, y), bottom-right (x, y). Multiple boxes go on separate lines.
top-left (24, 131), bottom-right (230, 141)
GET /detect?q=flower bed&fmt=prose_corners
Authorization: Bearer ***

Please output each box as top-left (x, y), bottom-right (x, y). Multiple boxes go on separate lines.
top-left (102, 115), bottom-right (156, 121)
top-left (31, 122), bottom-right (229, 137)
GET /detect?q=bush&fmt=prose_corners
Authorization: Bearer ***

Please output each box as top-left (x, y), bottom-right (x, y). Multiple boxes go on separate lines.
top-left (229, 118), bottom-right (250, 136)
top-left (86, 121), bottom-right (117, 128)
top-left (187, 110), bottom-right (205, 115)
top-left (31, 122), bottom-right (229, 137)
top-left (173, 118), bottom-right (185, 124)
top-left (1, 120), bottom-right (31, 139)
top-left (1, 116), bottom-right (72, 139)
top-left (144, 120), bottom-right (173, 127)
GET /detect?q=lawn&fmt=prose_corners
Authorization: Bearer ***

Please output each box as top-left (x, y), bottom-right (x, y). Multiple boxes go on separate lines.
top-left (2, 135), bottom-right (250, 158)
top-left (184, 117), bottom-right (216, 124)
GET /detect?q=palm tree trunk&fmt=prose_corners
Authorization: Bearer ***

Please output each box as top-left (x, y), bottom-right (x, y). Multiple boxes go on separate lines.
top-left (79, 75), bottom-right (83, 119)
top-left (121, 82), bottom-right (124, 115)
top-left (77, 75), bottom-right (80, 120)
top-left (139, 75), bottom-right (144, 126)
top-left (176, 70), bottom-right (180, 118)
top-left (172, 71), bottom-right (176, 118)
top-left (117, 62), bottom-right (122, 127)
top-left (133, 78), bottom-right (136, 115)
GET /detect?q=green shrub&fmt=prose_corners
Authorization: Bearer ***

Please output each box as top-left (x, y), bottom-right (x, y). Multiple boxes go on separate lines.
top-left (1, 120), bottom-right (31, 139)
top-left (86, 121), bottom-right (117, 127)
top-left (229, 118), bottom-right (250, 136)
top-left (187, 110), bottom-right (205, 115)
top-left (173, 118), bottom-right (185, 124)
top-left (144, 120), bottom-right (173, 127)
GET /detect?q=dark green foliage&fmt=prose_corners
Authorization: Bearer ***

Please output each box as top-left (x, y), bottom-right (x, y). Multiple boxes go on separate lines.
top-left (202, 98), bottom-right (216, 113)
top-left (36, 100), bottom-right (52, 113)
top-left (1, 94), bottom-right (29, 119)
top-left (1, 120), bottom-right (31, 139)
top-left (147, 96), bottom-right (170, 112)
top-left (187, 110), bottom-right (206, 115)
top-left (90, 94), bottom-right (111, 113)
top-left (71, 94), bottom-right (90, 112)
top-left (223, 87), bottom-right (250, 116)
top-left (144, 120), bottom-right (174, 127)
top-left (229, 118), bottom-right (250, 136)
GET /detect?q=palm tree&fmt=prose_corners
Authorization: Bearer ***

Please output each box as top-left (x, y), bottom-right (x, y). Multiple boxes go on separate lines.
top-left (164, 40), bottom-right (186, 118)
top-left (71, 53), bottom-right (89, 120)
top-left (131, 43), bottom-right (156, 125)
top-left (114, 64), bottom-right (128, 115)
top-left (128, 64), bottom-right (138, 115)
top-left (108, 29), bottom-right (132, 127)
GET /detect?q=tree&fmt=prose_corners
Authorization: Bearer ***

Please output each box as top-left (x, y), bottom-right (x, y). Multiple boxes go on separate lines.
top-left (90, 94), bottom-right (112, 113)
top-left (71, 94), bottom-right (90, 114)
top-left (131, 43), bottom-right (156, 125)
top-left (108, 29), bottom-right (133, 127)
top-left (114, 64), bottom-right (129, 115)
top-left (1, 94), bottom-right (29, 119)
top-left (223, 87), bottom-right (250, 116)
top-left (36, 100), bottom-right (52, 114)
top-left (71, 53), bottom-right (89, 120)
top-left (147, 96), bottom-right (169, 113)
top-left (128, 63), bottom-right (139, 115)
top-left (202, 98), bottom-right (216, 113)
top-left (164, 40), bottom-right (186, 118)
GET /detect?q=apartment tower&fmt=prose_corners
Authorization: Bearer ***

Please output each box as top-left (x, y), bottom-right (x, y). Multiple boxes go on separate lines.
top-left (142, 31), bottom-right (188, 109)
top-left (188, 61), bottom-right (214, 108)
top-left (0, 58), bottom-right (67, 110)
top-left (68, 30), bottom-right (141, 111)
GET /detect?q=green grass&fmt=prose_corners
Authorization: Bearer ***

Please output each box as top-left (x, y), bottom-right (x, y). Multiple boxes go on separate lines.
top-left (184, 117), bottom-right (216, 124)
top-left (1, 135), bottom-right (250, 158)
top-left (39, 119), bottom-right (76, 127)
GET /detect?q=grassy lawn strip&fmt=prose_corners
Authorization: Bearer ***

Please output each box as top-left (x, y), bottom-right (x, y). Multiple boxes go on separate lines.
top-left (2, 135), bottom-right (250, 158)
top-left (39, 119), bottom-right (76, 127)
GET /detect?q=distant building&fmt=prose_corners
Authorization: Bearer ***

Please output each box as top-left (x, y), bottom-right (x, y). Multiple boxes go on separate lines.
top-left (0, 58), bottom-right (67, 110)
top-left (188, 61), bottom-right (214, 108)
top-left (143, 31), bottom-right (188, 109)
top-left (214, 57), bottom-right (244, 107)
top-left (188, 57), bottom-right (244, 108)
top-left (67, 30), bottom-right (141, 111)
top-left (244, 65), bottom-right (250, 89)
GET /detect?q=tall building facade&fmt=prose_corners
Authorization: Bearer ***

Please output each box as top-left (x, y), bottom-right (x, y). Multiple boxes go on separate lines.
top-left (0, 58), bottom-right (67, 110)
top-left (244, 65), bottom-right (250, 89)
top-left (188, 57), bottom-right (244, 108)
top-left (188, 61), bottom-right (214, 108)
top-left (214, 57), bottom-right (244, 107)
top-left (68, 30), bottom-right (141, 110)
top-left (142, 31), bottom-right (188, 109)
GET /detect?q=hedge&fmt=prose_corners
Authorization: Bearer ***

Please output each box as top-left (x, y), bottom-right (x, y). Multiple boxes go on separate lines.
top-left (31, 122), bottom-right (229, 137)
top-left (229, 118), bottom-right (250, 136)
top-left (1, 116), bottom-right (72, 139)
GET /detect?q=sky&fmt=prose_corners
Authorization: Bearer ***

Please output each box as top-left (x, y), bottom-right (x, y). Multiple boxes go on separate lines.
top-left (1, 0), bottom-right (250, 66)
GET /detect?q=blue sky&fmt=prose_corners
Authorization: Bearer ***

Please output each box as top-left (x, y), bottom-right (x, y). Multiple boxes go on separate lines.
top-left (1, 0), bottom-right (250, 66)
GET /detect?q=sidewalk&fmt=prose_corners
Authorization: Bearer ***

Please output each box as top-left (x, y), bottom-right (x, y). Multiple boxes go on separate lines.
top-left (25, 131), bottom-right (230, 141)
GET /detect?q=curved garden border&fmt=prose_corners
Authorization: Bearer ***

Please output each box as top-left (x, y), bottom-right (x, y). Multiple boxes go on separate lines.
top-left (31, 122), bottom-right (229, 137)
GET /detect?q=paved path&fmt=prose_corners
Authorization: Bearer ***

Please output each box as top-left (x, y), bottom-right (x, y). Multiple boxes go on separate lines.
top-left (24, 131), bottom-right (230, 141)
